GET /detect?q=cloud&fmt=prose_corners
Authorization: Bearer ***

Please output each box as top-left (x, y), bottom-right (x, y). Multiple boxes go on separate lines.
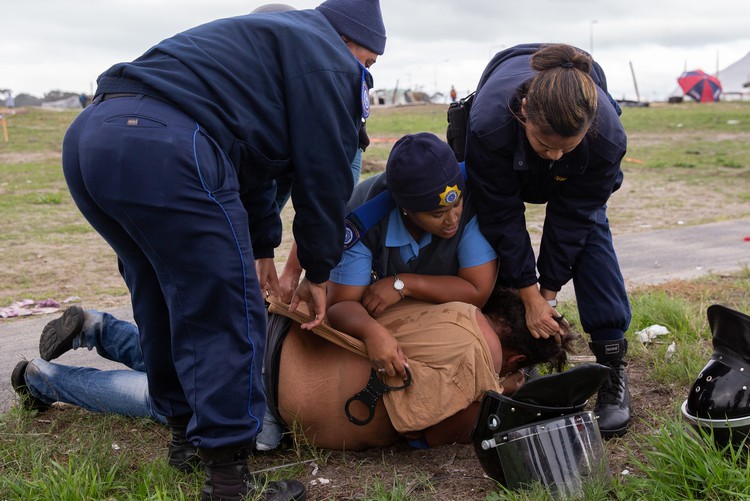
top-left (1, 0), bottom-right (748, 100)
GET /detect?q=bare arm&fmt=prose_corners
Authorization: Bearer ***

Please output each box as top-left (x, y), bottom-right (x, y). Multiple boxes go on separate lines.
top-left (327, 283), bottom-right (408, 379)
top-left (402, 259), bottom-right (498, 306)
top-left (361, 259), bottom-right (498, 315)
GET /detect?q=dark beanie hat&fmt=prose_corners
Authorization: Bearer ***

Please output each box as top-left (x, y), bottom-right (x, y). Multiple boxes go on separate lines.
top-left (316, 0), bottom-right (386, 55)
top-left (386, 133), bottom-right (465, 212)
top-left (252, 4), bottom-right (295, 13)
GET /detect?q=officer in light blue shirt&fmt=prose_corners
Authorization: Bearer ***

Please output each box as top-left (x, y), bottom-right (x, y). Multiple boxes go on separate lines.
top-left (331, 208), bottom-right (496, 287)
top-left (327, 132), bottom-right (498, 380)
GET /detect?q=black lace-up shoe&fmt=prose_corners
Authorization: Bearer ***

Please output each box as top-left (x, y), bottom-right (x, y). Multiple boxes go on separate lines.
top-left (10, 360), bottom-right (51, 412)
top-left (589, 339), bottom-right (632, 438)
top-left (166, 417), bottom-right (201, 473)
top-left (39, 306), bottom-right (85, 361)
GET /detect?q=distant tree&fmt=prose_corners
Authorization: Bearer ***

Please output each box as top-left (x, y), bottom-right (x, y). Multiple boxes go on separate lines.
top-left (14, 94), bottom-right (42, 107)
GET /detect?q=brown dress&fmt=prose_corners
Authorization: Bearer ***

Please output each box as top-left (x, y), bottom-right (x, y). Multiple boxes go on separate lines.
top-left (270, 299), bottom-right (502, 450)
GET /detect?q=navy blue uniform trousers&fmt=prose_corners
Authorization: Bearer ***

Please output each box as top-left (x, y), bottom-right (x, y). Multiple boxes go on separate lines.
top-left (571, 207), bottom-right (631, 341)
top-left (62, 95), bottom-right (266, 449)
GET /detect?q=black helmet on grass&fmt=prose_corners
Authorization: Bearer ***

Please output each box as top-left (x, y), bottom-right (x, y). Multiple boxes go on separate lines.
top-left (682, 304), bottom-right (750, 448)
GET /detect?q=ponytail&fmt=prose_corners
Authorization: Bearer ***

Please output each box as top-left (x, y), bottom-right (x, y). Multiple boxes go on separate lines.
top-left (524, 44), bottom-right (598, 137)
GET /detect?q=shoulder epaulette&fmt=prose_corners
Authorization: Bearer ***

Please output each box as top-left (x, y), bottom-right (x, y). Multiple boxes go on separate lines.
top-left (344, 190), bottom-right (395, 250)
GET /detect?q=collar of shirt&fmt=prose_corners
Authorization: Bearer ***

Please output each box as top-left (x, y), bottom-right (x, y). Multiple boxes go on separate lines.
top-left (384, 208), bottom-right (432, 262)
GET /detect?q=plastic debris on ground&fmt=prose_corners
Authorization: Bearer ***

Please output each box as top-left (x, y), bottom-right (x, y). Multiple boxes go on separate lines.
top-left (0, 299), bottom-right (59, 318)
top-left (665, 342), bottom-right (676, 360)
top-left (0, 296), bottom-right (80, 318)
top-left (635, 324), bottom-right (670, 344)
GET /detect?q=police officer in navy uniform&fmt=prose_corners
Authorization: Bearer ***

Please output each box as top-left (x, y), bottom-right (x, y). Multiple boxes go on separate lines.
top-left (465, 43), bottom-right (632, 438)
top-left (61, 1), bottom-right (386, 499)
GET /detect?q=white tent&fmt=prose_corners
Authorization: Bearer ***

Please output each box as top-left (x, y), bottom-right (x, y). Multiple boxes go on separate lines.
top-left (41, 96), bottom-right (82, 109)
top-left (717, 51), bottom-right (750, 99)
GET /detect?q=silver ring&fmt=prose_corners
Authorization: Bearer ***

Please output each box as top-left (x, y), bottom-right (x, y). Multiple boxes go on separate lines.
top-left (265, 289), bottom-right (269, 298)
top-left (377, 368), bottom-right (386, 373)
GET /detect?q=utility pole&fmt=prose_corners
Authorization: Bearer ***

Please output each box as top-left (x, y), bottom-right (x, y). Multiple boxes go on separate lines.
top-left (589, 20), bottom-right (598, 55)
top-left (629, 61), bottom-right (641, 103)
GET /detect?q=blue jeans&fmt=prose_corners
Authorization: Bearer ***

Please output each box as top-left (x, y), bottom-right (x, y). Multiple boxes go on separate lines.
top-left (24, 310), bottom-right (165, 424)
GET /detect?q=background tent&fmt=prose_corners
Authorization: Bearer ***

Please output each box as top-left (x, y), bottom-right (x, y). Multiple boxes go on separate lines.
top-left (40, 96), bottom-right (81, 109)
top-left (677, 70), bottom-right (722, 102)
top-left (716, 51), bottom-right (750, 98)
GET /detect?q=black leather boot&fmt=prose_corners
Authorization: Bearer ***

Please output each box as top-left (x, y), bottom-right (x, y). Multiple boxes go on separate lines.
top-left (166, 415), bottom-right (201, 473)
top-left (589, 339), bottom-right (632, 439)
top-left (199, 445), bottom-right (306, 501)
top-left (10, 360), bottom-right (51, 412)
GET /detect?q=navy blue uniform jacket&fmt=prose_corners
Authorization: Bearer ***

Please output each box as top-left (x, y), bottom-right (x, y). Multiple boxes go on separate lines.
top-left (466, 43), bottom-right (627, 292)
top-left (95, 10), bottom-right (363, 283)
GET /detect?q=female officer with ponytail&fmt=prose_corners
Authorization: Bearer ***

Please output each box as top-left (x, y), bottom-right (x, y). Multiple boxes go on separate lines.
top-left (465, 43), bottom-right (632, 439)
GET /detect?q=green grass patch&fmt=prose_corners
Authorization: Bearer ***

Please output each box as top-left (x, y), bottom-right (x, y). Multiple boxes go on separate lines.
top-left (617, 417), bottom-right (750, 499)
top-left (366, 104), bottom-right (448, 137)
top-left (0, 109), bottom-right (78, 153)
top-left (620, 102), bottom-right (750, 133)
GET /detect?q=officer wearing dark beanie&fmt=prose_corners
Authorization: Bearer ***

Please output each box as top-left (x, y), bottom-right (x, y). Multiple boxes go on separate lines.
top-left (252, 4), bottom-right (295, 14)
top-left (327, 132), bottom-right (498, 380)
top-left (386, 133), bottom-right (465, 212)
top-left (61, 2), bottom-right (388, 500)
top-left (317, 0), bottom-right (387, 55)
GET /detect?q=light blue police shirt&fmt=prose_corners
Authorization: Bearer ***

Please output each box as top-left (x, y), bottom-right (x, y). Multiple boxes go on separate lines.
top-left (329, 208), bottom-right (497, 286)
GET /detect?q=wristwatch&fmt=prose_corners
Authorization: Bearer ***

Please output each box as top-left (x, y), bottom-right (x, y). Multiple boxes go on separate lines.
top-left (393, 274), bottom-right (405, 298)
top-left (547, 298), bottom-right (558, 308)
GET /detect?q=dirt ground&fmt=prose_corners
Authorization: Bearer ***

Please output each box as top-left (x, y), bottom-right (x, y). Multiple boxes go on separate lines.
top-left (24, 344), bottom-right (687, 500)
top-left (3, 126), bottom-right (750, 499)
top-left (3, 127), bottom-right (748, 311)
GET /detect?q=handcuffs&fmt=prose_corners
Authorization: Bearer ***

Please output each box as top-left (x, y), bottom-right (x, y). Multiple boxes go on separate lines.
top-left (344, 367), bottom-right (412, 426)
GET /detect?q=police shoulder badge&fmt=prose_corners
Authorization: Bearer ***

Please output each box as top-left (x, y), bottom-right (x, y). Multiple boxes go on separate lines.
top-left (343, 218), bottom-right (360, 250)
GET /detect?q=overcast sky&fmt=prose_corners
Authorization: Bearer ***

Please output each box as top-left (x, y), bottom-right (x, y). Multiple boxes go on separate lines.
top-left (2, 0), bottom-right (749, 102)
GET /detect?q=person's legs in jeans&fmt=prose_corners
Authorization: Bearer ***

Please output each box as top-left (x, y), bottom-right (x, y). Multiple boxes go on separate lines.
top-left (41, 308), bottom-right (145, 371)
top-left (19, 357), bottom-right (199, 472)
top-left (79, 311), bottom-right (146, 371)
top-left (23, 359), bottom-right (164, 422)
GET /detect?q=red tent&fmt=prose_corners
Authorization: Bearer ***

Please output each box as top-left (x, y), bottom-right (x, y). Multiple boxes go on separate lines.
top-left (677, 69), bottom-right (722, 103)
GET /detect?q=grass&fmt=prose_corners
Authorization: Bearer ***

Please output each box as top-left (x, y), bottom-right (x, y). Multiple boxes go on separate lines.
top-left (618, 101), bottom-right (750, 133)
top-left (1, 103), bottom-right (750, 499)
top-left (617, 419), bottom-right (750, 500)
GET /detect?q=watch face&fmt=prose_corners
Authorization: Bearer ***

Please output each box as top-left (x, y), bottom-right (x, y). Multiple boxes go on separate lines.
top-left (394, 277), bottom-right (405, 291)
